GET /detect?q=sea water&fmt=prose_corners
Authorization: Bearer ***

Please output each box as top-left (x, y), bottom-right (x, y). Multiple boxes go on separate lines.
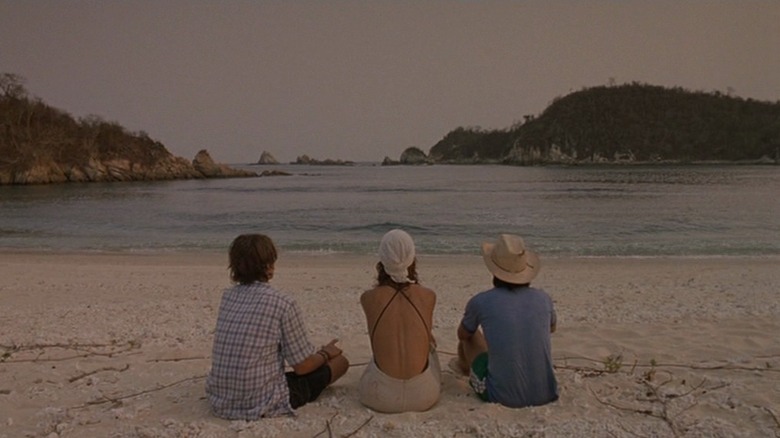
top-left (0, 164), bottom-right (778, 257)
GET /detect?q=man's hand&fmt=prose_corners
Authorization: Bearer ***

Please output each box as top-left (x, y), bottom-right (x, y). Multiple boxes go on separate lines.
top-left (320, 339), bottom-right (342, 359)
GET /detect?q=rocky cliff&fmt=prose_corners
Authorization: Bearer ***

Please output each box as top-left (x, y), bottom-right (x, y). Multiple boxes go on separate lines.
top-left (0, 148), bottom-right (256, 185)
top-left (192, 150), bottom-right (257, 179)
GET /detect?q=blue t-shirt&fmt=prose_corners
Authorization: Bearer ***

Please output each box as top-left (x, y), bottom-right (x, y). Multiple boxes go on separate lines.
top-left (460, 286), bottom-right (558, 407)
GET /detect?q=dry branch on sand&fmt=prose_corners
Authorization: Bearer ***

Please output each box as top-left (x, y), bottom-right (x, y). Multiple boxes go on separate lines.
top-left (0, 340), bottom-right (141, 363)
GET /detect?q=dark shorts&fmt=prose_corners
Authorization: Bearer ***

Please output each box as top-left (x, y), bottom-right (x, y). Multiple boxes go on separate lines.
top-left (469, 352), bottom-right (489, 402)
top-left (285, 365), bottom-right (332, 409)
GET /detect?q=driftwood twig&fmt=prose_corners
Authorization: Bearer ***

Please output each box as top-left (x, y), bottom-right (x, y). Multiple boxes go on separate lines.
top-left (312, 413), bottom-right (374, 438)
top-left (70, 374), bottom-right (206, 410)
top-left (313, 412), bottom-right (339, 438)
top-left (146, 356), bottom-right (209, 363)
top-left (556, 354), bottom-right (779, 373)
top-left (68, 364), bottom-right (131, 383)
top-left (1, 341), bottom-right (141, 363)
top-left (342, 415), bottom-right (374, 438)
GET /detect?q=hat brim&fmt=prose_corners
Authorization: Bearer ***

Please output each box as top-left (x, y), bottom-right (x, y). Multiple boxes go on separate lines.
top-left (481, 242), bottom-right (541, 284)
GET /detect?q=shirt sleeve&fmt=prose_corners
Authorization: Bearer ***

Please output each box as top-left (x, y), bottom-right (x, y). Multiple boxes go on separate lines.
top-left (548, 292), bottom-right (557, 327)
top-left (280, 299), bottom-right (316, 366)
top-left (460, 295), bottom-right (479, 334)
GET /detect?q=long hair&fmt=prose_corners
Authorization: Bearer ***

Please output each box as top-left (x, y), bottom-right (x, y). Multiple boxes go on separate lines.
top-left (376, 260), bottom-right (419, 290)
top-left (492, 276), bottom-right (529, 291)
top-left (229, 234), bottom-right (278, 284)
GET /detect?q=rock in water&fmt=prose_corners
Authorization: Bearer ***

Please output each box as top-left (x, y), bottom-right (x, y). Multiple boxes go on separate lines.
top-left (257, 151), bottom-right (279, 164)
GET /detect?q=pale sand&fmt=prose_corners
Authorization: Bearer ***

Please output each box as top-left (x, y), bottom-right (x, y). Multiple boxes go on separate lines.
top-left (1, 251), bottom-right (779, 437)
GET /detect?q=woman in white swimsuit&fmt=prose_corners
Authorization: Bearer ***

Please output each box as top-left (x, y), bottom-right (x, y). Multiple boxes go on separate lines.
top-left (358, 229), bottom-right (441, 413)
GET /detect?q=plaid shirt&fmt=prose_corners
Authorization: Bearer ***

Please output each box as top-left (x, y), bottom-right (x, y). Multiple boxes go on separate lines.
top-left (206, 282), bottom-right (315, 419)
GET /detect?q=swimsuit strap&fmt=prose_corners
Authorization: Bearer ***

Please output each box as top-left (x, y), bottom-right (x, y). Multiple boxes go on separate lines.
top-left (370, 288), bottom-right (401, 342)
top-left (369, 285), bottom-right (430, 344)
top-left (398, 288), bottom-right (430, 336)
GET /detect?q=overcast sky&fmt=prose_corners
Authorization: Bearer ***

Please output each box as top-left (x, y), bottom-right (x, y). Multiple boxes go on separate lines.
top-left (2, 1), bottom-right (779, 164)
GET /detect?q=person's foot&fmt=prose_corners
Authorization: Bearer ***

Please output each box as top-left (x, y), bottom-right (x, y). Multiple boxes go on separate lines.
top-left (448, 357), bottom-right (469, 376)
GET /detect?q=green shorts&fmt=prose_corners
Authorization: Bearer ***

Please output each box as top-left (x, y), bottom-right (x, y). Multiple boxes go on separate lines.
top-left (468, 352), bottom-right (489, 401)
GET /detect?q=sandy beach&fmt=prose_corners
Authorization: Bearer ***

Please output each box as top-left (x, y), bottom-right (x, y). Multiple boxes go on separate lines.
top-left (1, 251), bottom-right (778, 437)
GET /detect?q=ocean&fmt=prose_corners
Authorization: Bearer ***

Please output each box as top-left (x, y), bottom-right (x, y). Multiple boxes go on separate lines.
top-left (1, 164), bottom-right (778, 257)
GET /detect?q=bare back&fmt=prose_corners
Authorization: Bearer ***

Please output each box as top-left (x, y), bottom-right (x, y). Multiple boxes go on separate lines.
top-left (360, 283), bottom-right (436, 380)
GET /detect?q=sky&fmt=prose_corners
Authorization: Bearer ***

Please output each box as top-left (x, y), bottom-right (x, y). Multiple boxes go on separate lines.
top-left (2, 1), bottom-right (779, 164)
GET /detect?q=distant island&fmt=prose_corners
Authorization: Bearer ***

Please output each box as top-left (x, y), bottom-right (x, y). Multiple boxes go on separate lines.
top-left (253, 151), bottom-right (354, 166)
top-left (0, 73), bottom-right (258, 185)
top-left (391, 83), bottom-right (780, 165)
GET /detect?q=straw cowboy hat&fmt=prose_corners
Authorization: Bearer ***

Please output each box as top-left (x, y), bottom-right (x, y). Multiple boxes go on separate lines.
top-left (481, 234), bottom-right (540, 284)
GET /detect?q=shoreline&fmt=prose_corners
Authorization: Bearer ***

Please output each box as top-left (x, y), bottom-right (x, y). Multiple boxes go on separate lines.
top-left (1, 251), bottom-right (778, 437)
top-left (4, 246), bottom-right (780, 258)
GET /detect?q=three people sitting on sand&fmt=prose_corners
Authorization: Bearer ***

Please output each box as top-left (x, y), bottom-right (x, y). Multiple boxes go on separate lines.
top-left (206, 231), bottom-right (557, 418)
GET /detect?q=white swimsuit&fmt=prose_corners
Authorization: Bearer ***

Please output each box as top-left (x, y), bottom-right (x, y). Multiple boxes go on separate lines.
top-left (358, 344), bottom-right (441, 413)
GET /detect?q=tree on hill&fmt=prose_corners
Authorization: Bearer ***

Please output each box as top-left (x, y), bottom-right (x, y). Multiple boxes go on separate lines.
top-left (428, 126), bottom-right (512, 163)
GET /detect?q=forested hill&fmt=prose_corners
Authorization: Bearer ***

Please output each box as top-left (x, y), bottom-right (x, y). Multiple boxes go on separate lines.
top-left (0, 73), bottom-right (256, 184)
top-left (427, 84), bottom-right (780, 164)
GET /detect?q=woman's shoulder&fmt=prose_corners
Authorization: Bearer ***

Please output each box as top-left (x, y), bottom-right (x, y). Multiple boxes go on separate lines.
top-left (360, 285), bottom-right (391, 304)
top-left (416, 283), bottom-right (436, 293)
top-left (410, 283), bottom-right (436, 298)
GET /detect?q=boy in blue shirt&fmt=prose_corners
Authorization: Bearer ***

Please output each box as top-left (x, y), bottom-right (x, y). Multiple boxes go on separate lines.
top-left (455, 234), bottom-right (558, 408)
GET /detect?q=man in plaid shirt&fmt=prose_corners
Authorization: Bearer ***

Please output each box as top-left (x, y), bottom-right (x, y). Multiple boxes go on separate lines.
top-left (206, 234), bottom-right (349, 419)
